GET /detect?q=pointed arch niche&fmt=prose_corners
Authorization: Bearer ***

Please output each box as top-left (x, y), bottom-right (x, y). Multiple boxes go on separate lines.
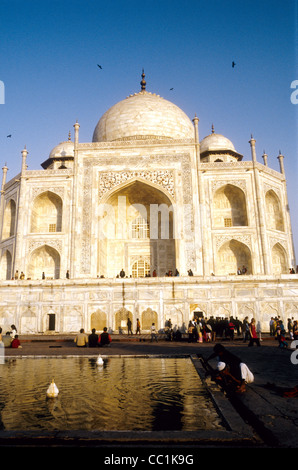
top-left (0, 249), bottom-right (12, 280)
top-left (216, 239), bottom-right (252, 275)
top-left (2, 199), bottom-right (16, 240)
top-left (90, 309), bottom-right (107, 331)
top-left (213, 184), bottom-right (248, 227)
top-left (98, 180), bottom-right (176, 277)
top-left (141, 307), bottom-right (158, 331)
top-left (114, 307), bottom-right (133, 333)
top-left (28, 245), bottom-right (60, 279)
top-left (30, 191), bottom-right (62, 233)
top-left (265, 190), bottom-right (284, 231)
top-left (271, 243), bottom-right (287, 274)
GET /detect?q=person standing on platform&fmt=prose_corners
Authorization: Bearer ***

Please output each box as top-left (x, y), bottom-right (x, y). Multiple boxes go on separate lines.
top-left (248, 318), bottom-right (261, 347)
top-left (150, 323), bottom-right (158, 342)
top-left (127, 317), bottom-right (133, 335)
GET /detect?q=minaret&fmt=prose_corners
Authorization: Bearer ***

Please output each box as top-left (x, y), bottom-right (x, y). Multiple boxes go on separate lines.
top-left (249, 135), bottom-right (269, 274)
top-left (21, 146), bottom-right (28, 173)
top-left (277, 151), bottom-right (296, 267)
top-left (192, 113), bottom-right (206, 276)
top-left (262, 150), bottom-right (268, 166)
top-left (74, 120), bottom-right (80, 146)
top-left (1, 163), bottom-right (8, 194)
top-left (13, 147), bottom-right (29, 278)
top-left (192, 114), bottom-right (200, 148)
top-left (277, 150), bottom-right (285, 175)
top-left (70, 121), bottom-right (80, 278)
top-left (0, 163), bottom-right (8, 237)
top-left (249, 134), bottom-right (257, 162)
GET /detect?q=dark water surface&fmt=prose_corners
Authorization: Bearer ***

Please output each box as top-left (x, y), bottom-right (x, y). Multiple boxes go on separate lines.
top-left (0, 357), bottom-right (225, 432)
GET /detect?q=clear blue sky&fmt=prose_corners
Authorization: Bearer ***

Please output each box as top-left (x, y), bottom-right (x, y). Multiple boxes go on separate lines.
top-left (0, 0), bottom-right (297, 257)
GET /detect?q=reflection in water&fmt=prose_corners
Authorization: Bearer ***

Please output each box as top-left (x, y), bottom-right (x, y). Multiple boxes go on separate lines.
top-left (0, 357), bottom-right (226, 432)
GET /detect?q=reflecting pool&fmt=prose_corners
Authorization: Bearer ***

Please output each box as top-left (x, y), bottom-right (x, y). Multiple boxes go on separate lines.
top-left (0, 357), bottom-right (226, 432)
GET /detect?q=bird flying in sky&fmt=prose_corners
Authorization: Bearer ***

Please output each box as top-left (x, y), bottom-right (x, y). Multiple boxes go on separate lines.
top-left (232, 61), bottom-right (236, 68)
top-left (97, 64), bottom-right (102, 69)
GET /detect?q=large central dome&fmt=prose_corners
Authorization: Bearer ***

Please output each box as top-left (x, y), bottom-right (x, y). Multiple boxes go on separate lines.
top-left (92, 90), bottom-right (195, 142)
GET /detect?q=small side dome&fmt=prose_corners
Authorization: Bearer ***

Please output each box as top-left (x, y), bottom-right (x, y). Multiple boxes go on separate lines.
top-left (49, 140), bottom-right (74, 159)
top-left (200, 126), bottom-right (243, 161)
top-left (200, 133), bottom-right (235, 153)
top-left (41, 134), bottom-right (74, 170)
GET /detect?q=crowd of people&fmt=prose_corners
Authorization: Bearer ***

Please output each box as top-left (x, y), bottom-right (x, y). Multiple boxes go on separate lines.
top-left (184, 316), bottom-right (262, 345)
top-left (72, 314), bottom-right (297, 349)
top-left (168, 315), bottom-right (296, 348)
top-left (3, 314), bottom-right (296, 351)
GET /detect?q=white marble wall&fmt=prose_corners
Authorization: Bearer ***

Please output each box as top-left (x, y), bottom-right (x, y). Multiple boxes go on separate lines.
top-left (0, 275), bottom-right (297, 334)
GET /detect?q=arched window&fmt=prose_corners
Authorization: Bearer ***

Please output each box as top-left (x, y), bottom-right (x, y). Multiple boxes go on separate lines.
top-left (213, 184), bottom-right (248, 227)
top-left (2, 199), bottom-right (16, 239)
top-left (28, 245), bottom-right (60, 279)
top-left (265, 190), bottom-right (284, 231)
top-left (216, 239), bottom-right (252, 275)
top-left (31, 191), bottom-right (62, 233)
top-left (130, 216), bottom-right (150, 239)
top-left (272, 243), bottom-right (287, 274)
top-left (132, 259), bottom-right (150, 277)
top-left (0, 249), bottom-right (12, 279)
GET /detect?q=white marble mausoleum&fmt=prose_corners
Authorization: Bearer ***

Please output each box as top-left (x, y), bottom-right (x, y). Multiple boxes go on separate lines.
top-left (0, 72), bottom-right (297, 334)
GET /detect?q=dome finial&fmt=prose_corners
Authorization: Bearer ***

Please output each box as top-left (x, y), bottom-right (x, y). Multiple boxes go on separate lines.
top-left (140, 69), bottom-right (146, 91)
top-left (211, 124), bottom-right (215, 134)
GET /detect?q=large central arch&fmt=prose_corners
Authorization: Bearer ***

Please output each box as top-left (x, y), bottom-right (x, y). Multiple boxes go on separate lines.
top-left (97, 179), bottom-right (176, 277)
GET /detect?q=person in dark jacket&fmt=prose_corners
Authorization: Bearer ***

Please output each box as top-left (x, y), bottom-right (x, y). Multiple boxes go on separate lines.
top-left (88, 328), bottom-right (99, 347)
top-left (98, 327), bottom-right (112, 347)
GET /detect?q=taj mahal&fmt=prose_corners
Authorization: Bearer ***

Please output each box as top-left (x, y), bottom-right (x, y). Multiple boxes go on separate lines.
top-left (0, 72), bottom-right (297, 335)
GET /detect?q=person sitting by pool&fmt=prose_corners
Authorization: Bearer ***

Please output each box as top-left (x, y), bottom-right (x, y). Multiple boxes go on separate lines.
top-left (74, 328), bottom-right (88, 347)
top-left (11, 335), bottom-right (22, 348)
top-left (215, 361), bottom-right (254, 393)
top-left (2, 331), bottom-right (12, 348)
top-left (88, 328), bottom-right (99, 347)
top-left (206, 343), bottom-right (248, 393)
top-left (98, 327), bottom-right (112, 347)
